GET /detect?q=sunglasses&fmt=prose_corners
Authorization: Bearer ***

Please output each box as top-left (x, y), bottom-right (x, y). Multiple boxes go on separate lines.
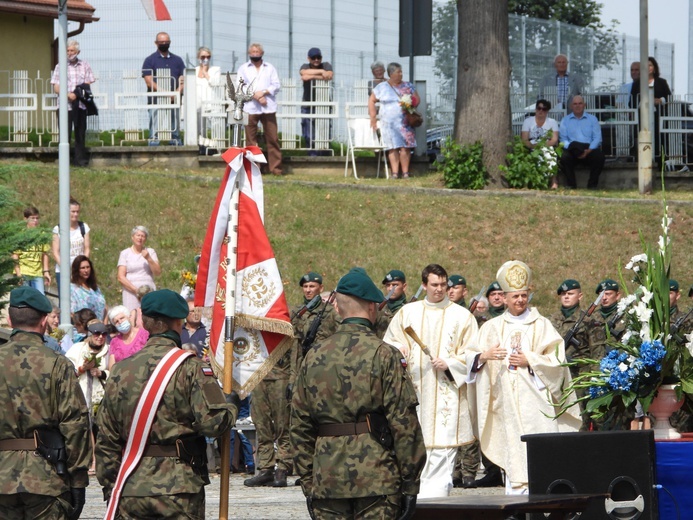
top-left (91, 331), bottom-right (108, 337)
top-left (199, 55), bottom-right (211, 59)
top-left (310, 55), bottom-right (322, 60)
top-left (536, 106), bottom-right (548, 111)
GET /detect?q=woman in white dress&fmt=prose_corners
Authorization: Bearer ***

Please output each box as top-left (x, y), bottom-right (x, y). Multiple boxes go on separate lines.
top-left (117, 225), bottom-right (161, 311)
top-left (521, 99), bottom-right (560, 188)
top-left (195, 46), bottom-right (221, 153)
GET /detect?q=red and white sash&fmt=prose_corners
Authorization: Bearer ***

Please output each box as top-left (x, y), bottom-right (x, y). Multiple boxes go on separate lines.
top-left (104, 348), bottom-right (195, 520)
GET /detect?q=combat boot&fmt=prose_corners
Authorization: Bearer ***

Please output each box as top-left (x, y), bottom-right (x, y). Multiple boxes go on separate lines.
top-left (272, 468), bottom-right (287, 487)
top-left (244, 469), bottom-right (275, 487)
top-left (474, 466), bottom-right (504, 487)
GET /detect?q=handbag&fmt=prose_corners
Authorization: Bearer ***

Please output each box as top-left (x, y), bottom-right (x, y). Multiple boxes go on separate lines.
top-left (388, 82), bottom-right (423, 128)
top-left (404, 110), bottom-right (423, 128)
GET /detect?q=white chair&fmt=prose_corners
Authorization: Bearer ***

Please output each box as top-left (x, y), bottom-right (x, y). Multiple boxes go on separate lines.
top-left (344, 105), bottom-right (389, 179)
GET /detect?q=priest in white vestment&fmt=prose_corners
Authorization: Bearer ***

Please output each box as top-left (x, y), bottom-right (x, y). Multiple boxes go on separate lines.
top-left (466, 260), bottom-right (582, 494)
top-left (384, 264), bottom-right (479, 498)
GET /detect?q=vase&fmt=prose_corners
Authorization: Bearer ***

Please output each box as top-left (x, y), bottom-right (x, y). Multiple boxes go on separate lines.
top-left (648, 384), bottom-right (684, 440)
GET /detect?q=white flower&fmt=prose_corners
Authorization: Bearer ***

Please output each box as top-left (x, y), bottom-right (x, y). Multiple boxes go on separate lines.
top-left (686, 333), bottom-right (693, 357)
top-left (640, 287), bottom-right (653, 305)
top-left (617, 294), bottom-right (636, 314)
top-left (618, 362), bottom-right (629, 372)
top-left (625, 254), bottom-right (648, 270)
top-left (621, 330), bottom-right (634, 345)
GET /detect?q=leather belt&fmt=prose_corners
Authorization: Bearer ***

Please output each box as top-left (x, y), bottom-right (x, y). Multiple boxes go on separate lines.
top-left (0, 438), bottom-right (36, 450)
top-left (317, 422), bottom-right (370, 437)
top-left (142, 444), bottom-right (178, 457)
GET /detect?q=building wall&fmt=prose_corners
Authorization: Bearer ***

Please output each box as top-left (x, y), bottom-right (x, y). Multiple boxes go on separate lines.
top-left (1, 13), bottom-right (54, 79)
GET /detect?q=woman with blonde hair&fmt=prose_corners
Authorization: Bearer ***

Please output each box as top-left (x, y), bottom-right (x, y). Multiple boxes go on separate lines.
top-left (117, 226), bottom-right (161, 310)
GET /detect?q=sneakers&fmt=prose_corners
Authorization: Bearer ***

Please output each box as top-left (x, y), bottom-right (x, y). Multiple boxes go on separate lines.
top-left (244, 469), bottom-right (274, 487)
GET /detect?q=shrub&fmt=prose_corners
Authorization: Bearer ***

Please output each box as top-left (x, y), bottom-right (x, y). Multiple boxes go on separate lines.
top-left (500, 133), bottom-right (563, 190)
top-left (439, 138), bottom-right (488, 190)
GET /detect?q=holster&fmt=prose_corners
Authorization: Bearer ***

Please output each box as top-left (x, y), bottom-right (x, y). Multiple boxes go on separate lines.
top-left (33, 429), bottom-right (67, 476)
top-left (176, 435), bottom-right (209, 482)
top-left (365, 412), bottom-right (393, 451)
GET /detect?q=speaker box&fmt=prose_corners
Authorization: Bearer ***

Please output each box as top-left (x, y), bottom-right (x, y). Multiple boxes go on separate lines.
top-left (522, 430), bottom-right (657, 520)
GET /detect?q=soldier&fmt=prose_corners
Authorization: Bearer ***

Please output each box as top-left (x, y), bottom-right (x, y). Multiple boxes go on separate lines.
top-left (95, 289), bottom-right (238, 518)
top-left (586, 279), bottom-right (628, 430)
top-left (0, 286), bottom-right (91, 518)
top-left (291, 267), bottom-right (426, 520)
top-left (477, 281), bottom-right (505, 326)
top-left (549, 279), bottom-right (590, 377)
top-left (447, 275), bottom-right (468, 307)
top-left (374, 269), bottom-right (408, 339)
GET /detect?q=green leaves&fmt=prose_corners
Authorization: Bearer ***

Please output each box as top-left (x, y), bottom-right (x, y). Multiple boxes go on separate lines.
top-left (439, 139), bottom-right (488, 190)
top-left (499, 134), bottom-right (563, 190)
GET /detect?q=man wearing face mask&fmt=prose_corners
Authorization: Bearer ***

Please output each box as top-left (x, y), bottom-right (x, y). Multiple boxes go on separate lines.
top-left (142, 32), bottom-right (185, 145)
top-left (237, 43), bottom-right (283, 175)
top-left (50, 39), bottom-right (95, 167)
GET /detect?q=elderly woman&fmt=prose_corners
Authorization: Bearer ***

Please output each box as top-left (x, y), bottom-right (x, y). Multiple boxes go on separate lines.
top-left (195, 46), bottom-right (221, 153)
top-left (107, 305), bottom-right (149, 368)
top-left (368, 62), bottom-right (420, 179)
top-left (70, 255), bottom-right (107, 320)
top-left (117, 225), bottom-right (161, 311)
top-left (368, 60), bottom-right (386, 95)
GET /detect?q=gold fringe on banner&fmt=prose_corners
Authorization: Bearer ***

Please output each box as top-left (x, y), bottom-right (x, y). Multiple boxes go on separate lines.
top-left (236, 313), bottom-right (294, 338)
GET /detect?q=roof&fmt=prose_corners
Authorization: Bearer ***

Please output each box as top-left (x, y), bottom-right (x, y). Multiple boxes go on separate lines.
top-left (0, 0), bottom-right (97, 23)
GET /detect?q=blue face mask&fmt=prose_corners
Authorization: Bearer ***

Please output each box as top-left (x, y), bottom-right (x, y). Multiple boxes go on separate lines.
top-left (73, 332), bottom-right (86, 343)
top-left (115, 320), bottom-right (132, 334)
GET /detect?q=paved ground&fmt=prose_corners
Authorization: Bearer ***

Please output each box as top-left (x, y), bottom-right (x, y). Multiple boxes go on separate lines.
top-left (80, 472), bottom-right (505, 519)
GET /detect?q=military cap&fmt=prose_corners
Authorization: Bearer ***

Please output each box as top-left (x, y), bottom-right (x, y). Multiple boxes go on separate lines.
top-left (336, 268), bottom-right (384, 303)
top-left (486, 281), bottom-right (503, 297)
top-left (596, 279), bottom-right (619, 294)
top-left (87, 319), bottom-right (108, 334)
top-left (669, 279), bottom-right (680, 292)
top-left (447, 275), bottom-right (466, 288)
top-left (557, 279), bottom-right (581, 294)
top-left (496, 260), bottom-right (532, 293)
top-left (382, 269), bottom-right (406, 284)
top-left (9, 286), bottom-right (52, 314)
top-left (299, 271), bottom-right (323, 286)
top-left (141, 289), bottom-right (189, 319)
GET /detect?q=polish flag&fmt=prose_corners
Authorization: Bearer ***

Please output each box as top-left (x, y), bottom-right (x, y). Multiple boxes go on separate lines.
top-left (195, 146), bottom-right (293, 396)
top-left (140, 0), bottom-right (171, 21)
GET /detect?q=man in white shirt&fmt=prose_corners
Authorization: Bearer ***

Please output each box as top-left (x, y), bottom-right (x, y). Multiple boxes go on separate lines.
top-left (237, 43), bottom-right (283, 175)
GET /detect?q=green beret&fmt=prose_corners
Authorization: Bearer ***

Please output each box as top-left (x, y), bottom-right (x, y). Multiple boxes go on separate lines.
top-left (9, 286), bottom-right (52, 314)
top-left (382, 269), bottom-right (406, 284)
top-left (141, 289), bottom-right (189, 319)
top-left (596, 279), bottom-right (619, 294)
top-left (337, 268), bottom-right (384, 303)
top-left (669, 279), bottom-right (680, 292)
top-left (486, 281), bottom-right (502, 297)
top-left (557, 279), bottom-right (581, 294)
top-left (447, 275), bottom-right (466, 288)
top-left (299, 271), bottom-right (323, 286)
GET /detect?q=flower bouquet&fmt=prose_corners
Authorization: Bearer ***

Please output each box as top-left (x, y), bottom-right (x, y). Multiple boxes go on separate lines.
top-left (181, 269), bottom-right (197, 290)
top-left (558, 200), bottom-right (693, 427)
top-left (399, 94), bottom-right (415, 114)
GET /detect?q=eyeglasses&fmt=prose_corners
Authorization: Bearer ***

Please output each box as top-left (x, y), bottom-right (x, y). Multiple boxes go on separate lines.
top-left (199, 55), bottom-right (211, 59)
top-left (310, 55), bottom-right (322, 60)
top-left (91, 331), bottom-right (107, 337)
top-left (536, 106), bottom-right (548, 111)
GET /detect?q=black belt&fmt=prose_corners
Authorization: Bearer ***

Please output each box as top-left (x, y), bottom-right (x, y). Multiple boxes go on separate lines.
top-left (142, 444), bottom-right (178, 457)
top-left (317, 422), bottom-right (370, 437)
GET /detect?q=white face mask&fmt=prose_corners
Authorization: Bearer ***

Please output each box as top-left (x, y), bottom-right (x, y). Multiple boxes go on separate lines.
top-left (115, 320), bottom-right (132, 334)
top-left (199, 58), bottom-right (210, 66)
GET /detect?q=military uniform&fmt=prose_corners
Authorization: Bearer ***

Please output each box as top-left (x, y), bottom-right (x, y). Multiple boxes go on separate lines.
top-left (374, 294), bottom-right (407, 339)
top-left (289, 300), bottom-right (340, 383)
top-left (95, 290), bottom-right (236, 518)
top-left (0, 288), bottom-right (91, 519)
top-left (669, 303), bottom-right (693, 432)
top-left (291, 269), bottom-right (426, 519)
top-left (550, 307), bottom-right (590, 376)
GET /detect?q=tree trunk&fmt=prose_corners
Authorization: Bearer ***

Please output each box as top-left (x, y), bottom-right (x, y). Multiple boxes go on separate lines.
top-left (455, 0), bottom-right (511, 187)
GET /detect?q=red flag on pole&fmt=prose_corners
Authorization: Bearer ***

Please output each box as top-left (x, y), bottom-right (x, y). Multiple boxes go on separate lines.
top-left (195, 146), bottom-right (293, 396)
top-left (140, 0), bottom-right (172, 20)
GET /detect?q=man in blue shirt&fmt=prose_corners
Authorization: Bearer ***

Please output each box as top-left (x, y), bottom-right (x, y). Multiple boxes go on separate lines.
top-left (142, 32), bottom-right (185, 145)
top-left (559, 95), bottom-right (605, 189)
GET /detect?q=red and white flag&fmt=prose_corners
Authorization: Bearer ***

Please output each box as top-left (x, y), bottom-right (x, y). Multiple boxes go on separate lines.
top-left (195, 146), bottom-right (293, 396)
top-left (140, 0), bottom-right (171, 20)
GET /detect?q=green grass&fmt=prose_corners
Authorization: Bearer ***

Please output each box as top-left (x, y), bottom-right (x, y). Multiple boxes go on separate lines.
top-left (4, 163), bottom-right (693, 314)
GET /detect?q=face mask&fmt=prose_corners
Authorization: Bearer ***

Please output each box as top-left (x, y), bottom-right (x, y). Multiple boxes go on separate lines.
top-left (115, 320), bottom-right (132, 334)
top-left (158, 43), bottom-right (170, 53)
top-left (68, 55), bottom-right (78, 63)
top-left (249, 56), bottom-right (262, 63)
top-left (73, 332), bottom-right (86, 343)
top-left (199, 58), bottom-right (210, 66)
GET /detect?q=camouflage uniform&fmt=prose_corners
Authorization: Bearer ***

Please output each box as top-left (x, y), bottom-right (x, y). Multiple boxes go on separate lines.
top-left (250, 345), bottom-right (292, 478)
top-left (374, 294), bottom-right (407, 339)
top-left (669, 305), bottom-right (693, 432)
top-left (95, 335), bottom-right (236, 518)
top-left (550, 306), bottom-right (590, 378)
top-left (477, 305), bottom-right (505, 326)
top-left (291, 320), bottom-right (426, 517)
top-left (289, 301), bottom-right (340, 384)
top-left (0, 330), bottom-right (91, 519)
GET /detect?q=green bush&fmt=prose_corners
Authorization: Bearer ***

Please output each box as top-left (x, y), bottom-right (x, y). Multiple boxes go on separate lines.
top-left (439, 138), bottom-right (488, 190)
top-left (499, 133), bottom-right (563, 190)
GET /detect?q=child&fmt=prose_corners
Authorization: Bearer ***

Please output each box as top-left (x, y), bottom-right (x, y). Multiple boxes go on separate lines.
top-left (12, 206), bottom-right (51, 294)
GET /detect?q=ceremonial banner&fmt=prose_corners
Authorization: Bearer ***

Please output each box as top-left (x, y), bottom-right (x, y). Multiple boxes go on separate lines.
top-left (195, 146), bottom-right (293, 396)
top-left (140, 0), bottom-right (171, 20)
